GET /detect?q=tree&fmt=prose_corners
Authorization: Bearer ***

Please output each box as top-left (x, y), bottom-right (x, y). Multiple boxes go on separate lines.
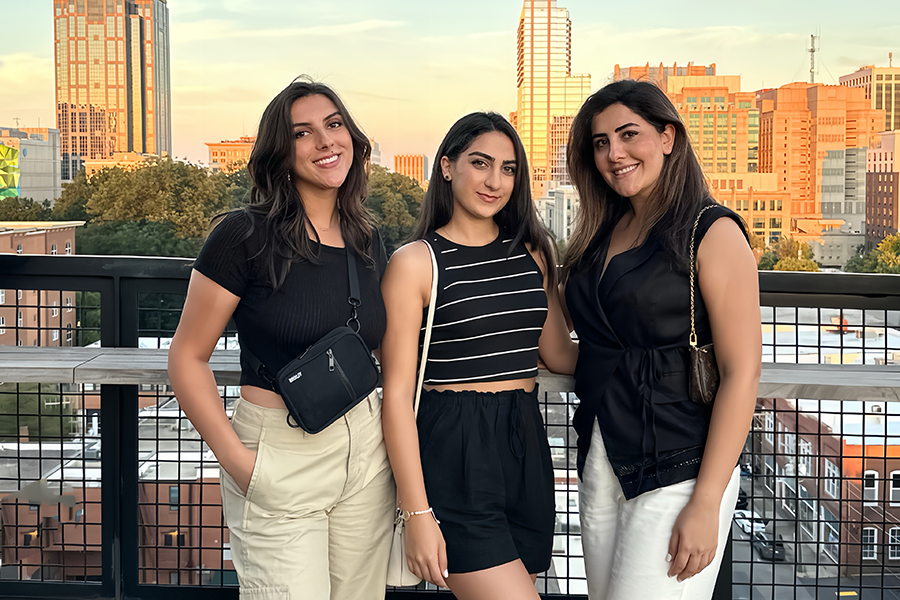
top-left (757, 251), bottom-right (778, 271)
top-left (366, 165), bottom-right (423, 254)
top-left (76, 220), bottom-right (203, 258)
top-left (0, 196), bottom-right (52, 220)
top-left (844, 247), bottom-right (878, 273)
top-left (773, 257), bottom-right (819, 272)
top-left (0, 383), bottom-right (76, 441)
top-left (874, 234), bottom-right (900, 274)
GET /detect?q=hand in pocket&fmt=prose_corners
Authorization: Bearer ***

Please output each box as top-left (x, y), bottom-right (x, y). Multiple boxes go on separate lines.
top-left (226, 445), bottom-right (258, 495)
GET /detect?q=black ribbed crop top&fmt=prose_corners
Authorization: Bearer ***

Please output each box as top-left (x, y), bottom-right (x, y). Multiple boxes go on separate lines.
top-left (420, 230), bottom-right (547, 386)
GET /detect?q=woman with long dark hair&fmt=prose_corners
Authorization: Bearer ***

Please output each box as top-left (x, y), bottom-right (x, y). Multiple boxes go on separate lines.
top-left (168, 79), bottom-right (394, 599)
top-left (380, 112), bottom-right (578, 599)
top-left (562, 79), bottom-right (761, 599)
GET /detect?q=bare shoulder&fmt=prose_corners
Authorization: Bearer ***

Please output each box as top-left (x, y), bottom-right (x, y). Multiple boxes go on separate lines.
top-left (524, 241), bottom-right (550, 277)
top-left (387, 239), bottom-right (433, 274)
top-left (698, 217), bottom-right (752, 258)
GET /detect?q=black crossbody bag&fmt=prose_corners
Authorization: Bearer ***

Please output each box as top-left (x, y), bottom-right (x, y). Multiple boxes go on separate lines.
top-left (245, 245), bottom-right (379, 433)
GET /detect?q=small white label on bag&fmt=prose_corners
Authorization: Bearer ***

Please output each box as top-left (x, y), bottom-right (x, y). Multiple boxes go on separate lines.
top-left (288, 371), bottom-right (303, 383)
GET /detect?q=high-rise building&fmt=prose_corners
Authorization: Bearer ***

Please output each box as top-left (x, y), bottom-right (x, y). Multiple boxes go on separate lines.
top-left (840, 63), bottom-right (900, 132)
top-left (369, 139), bottom-right (383, 167)
top-left (394, 154), bottom-right (429, 188)
top-left (756, 82), bottom-right (883, 267)
top-left (206, 136), bottom-right (255, 173)
top-left (614, 62), bottom-right (721, 90)
top-left (0, 128), bottom-right (63, 203)
top-left (511, 1), bottom-right (591, 195)
top-left (53, 0), bottom-right (171, 179)
top-left (866, 130), bottom-right (898, 250)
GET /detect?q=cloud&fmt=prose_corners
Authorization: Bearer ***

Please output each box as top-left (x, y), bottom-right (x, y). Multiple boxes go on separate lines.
top-left (172, 19), bottom-right (404, 44)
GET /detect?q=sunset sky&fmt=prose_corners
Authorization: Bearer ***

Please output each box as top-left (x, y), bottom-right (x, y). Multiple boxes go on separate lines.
top-left (2, 0), bottom-right (897, 166)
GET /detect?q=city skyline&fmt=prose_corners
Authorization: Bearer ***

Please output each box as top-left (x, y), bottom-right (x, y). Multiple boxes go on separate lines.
top-left (1, 1), bottom-right (898, 166)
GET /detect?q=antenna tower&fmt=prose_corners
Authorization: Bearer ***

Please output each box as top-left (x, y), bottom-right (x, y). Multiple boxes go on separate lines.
top-left (12, 117), bottom-right (21, 128)
top-left (808, 33), bottom-right (819, 83)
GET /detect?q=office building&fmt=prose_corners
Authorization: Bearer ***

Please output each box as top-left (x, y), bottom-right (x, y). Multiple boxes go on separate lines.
top-left (840, 62), bottom-right (900, 132)
top-left (205, 136), bottom-right (254, 173)
top-left (53, 0), bottom-right (171, 175)
top-left (866, 130), bottom-right (898, 250)
top-left (0, 128), bottom-right (63, 203)
top-left (756, 82), bottom-right (883, 266)
top-left (511, 0), bottom-right (591, 195)
top-left (394, 154), bottom-right (429, 188)
top-left (0, 221), bottom-right (83, 348)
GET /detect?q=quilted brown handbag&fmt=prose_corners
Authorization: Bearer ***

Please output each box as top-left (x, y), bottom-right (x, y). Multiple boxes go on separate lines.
top-left (688, 205), bottom-right (720, 405)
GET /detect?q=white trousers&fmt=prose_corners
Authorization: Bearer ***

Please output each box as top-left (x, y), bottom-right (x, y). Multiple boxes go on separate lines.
top-left (580, 419), bottom-right (739, 600)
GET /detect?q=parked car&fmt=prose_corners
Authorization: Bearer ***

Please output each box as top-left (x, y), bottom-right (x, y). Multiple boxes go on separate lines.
top-left (751, 531), bottom-right (785, 561)
top-left (733, 509), bottom-right (766, 535)
top-left (735, 487), bottom-right (748, 510)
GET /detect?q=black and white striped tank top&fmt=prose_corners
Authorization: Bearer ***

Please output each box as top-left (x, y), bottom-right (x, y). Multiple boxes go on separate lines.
top-left (420, 230), bottom-right (548, 386)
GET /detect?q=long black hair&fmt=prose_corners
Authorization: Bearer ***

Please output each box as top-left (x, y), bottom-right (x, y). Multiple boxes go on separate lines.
top-left (563, 79), bottom-right (714, 279)
top-left (231, 77), bottom-right (375, 289)
top-left (412, 112), bottom-right (558, 287)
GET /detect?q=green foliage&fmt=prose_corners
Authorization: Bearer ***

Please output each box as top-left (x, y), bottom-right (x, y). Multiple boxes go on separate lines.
top-left (556, 237), bottom-right (568, 263)
top-left (76, 220), bottom-right (203, 258)
top-left (844, 248), bottom-right (878, 273)
top-left (757, 251), bottom-right (778, 270)
top-left (874, 234), bottom-right (900, 273)
top-left (366, 165), bottom-right (423, 255)
top-left (773, 257), bottom-right (820, 272)
top-left (0, 196), bottom-right (53, 220)
top-left (222, 164), bottom-right (252, 208)
top-left (0, 383), bottom-right (76, 441)
top-left (747, 231), bottom-right (767, 252)
top-left (775, 236), bottom-right (814, 261)
top-left (74, 291), bottom-right (101, 346)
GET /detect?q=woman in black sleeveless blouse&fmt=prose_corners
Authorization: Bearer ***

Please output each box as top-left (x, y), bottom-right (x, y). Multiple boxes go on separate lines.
top-left (561, 80), bottom-right (761, 600)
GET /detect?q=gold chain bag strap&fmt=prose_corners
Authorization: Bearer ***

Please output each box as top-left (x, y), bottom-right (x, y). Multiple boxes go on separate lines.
top-left (688, 205), bottom-right (720, 405)
top-left (386, 240), bottom-right (438, 588)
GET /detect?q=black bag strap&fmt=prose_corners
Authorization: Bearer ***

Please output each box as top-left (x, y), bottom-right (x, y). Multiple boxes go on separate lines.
top-left (244, 242), bottom-right (362, 384)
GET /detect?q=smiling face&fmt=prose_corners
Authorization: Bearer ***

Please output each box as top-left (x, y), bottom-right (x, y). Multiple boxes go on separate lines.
top-left (591, 103), bottom-right (675, 205)
top-left (441, 131), bottom-right (518, 222)
top-left (289, 94), bottom-right (353, 200)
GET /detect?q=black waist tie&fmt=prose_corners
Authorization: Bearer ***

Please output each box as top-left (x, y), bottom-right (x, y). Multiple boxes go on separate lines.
top-left (636, 349), bottom-right (664, 491)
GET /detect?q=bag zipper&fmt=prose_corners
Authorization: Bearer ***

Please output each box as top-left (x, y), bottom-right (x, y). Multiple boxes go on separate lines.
top-left (327, 349), bottom-right (356, 399)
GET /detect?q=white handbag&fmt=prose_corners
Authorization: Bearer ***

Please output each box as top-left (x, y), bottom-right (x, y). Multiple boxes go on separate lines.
top-left (386, 240), bottom-right (438, 588)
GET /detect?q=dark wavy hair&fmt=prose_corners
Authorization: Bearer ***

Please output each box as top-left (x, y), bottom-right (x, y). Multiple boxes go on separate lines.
top-left (228, 77), bottom-right (375, 289)
top-left (563, 79), bottom-right (715, 279)
top-left (411, 112), bottom-right (558, 287)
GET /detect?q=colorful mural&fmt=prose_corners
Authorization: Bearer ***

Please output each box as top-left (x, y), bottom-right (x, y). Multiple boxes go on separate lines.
top-left (0, 143), bottom-right (20, 199)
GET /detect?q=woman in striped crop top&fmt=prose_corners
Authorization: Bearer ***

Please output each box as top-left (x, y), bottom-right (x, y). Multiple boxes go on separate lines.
top-left (381, 112), bottom-right (578, 599)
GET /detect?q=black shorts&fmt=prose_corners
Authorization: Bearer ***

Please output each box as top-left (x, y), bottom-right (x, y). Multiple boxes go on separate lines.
top-left (416, 385), bottom-right (555, 574)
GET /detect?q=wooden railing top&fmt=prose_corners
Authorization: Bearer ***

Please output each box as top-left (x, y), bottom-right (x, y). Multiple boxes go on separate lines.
top-left (2, 346), bottom-right (900, 401)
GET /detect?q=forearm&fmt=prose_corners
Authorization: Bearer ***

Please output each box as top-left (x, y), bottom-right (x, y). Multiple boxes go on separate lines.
top-left (692, 371), bottom-right (758, 506)
top-left (168, 353), bottom-right (244, 467)
top-left (382, 395), bottom-right (430, 510)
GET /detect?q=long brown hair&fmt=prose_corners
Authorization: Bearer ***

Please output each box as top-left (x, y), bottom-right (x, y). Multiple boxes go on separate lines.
top-left (236, 77), bottom-right (375, 289)
top-left (412, 112), bottom-right (558, 287)
top-left (563, 79), bottom-right (713, 279)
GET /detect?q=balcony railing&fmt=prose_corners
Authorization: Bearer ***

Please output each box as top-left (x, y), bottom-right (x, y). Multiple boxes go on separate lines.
top-left (2, 254), bottom-right (900, 599)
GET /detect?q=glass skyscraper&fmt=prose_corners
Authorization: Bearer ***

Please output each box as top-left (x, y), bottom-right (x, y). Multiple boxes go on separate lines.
top-left (53, 0), bottom-right (171, 175)
top-left (512, 0), bottom-right (591, 191)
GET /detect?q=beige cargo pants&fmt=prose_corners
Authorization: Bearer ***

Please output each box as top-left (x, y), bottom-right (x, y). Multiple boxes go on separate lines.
top-left (220, 390), bottom-right (395, 600)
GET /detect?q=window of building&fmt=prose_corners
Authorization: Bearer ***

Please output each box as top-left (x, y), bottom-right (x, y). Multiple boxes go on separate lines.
top-left (864, 470), bottom-right (878, 504)
top-left (16, 244), bottom-right (23, 254)
top-left (0, 290), bottom-right (4, 304)
top-left (764, 411), bottom-right (774, 444)
top-left (66, 296), bottom-right (72, 312)
top-left (890, 471), bottom-right (900, 505)
top-left (825, 459), bottom-right (840, 498)
top-left (169, 485), bottom-right (179, 510)
top-left (862, 527), bottom-right (878, 560)
top-left (17, 311), bottom-right (23, 327)
top-left (52, 301), bottom-right (59, 317)
top-left (52, 330), bottom-right (59, 342)
top-left (51, 244), bottom-right (57, 255)
top-left (0, 316), bottom-right (4, 335)
top-left (799, 438), bottom-right (813, 476)
top-left (891, 527), bottom-right (900, 560)
top-left (65, 241), bottom-right (72, 255)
